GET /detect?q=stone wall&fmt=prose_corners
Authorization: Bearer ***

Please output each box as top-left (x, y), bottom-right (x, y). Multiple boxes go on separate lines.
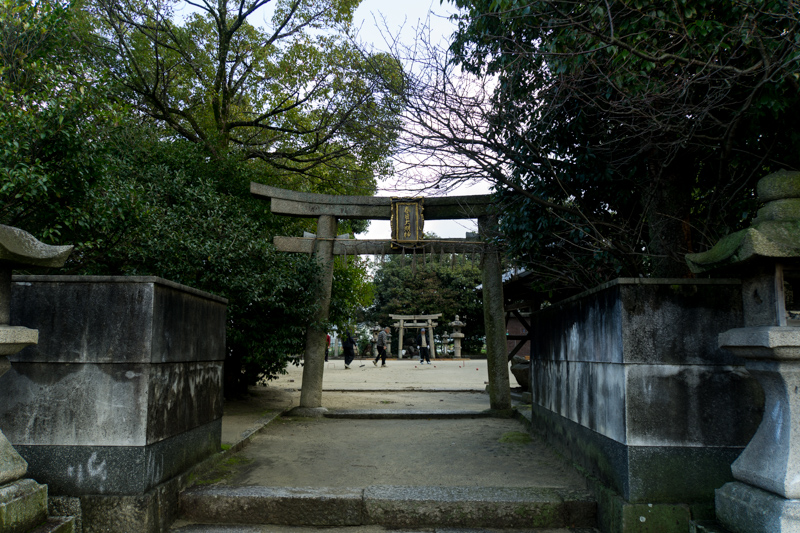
top-left (0, 276), bottom-right (226, 530)
top-left (529, 279), bottom-right (764, 529)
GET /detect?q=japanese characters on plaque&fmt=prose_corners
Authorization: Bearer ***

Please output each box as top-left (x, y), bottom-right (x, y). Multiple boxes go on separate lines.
top-left (391, 198), bottom-right (424, 248)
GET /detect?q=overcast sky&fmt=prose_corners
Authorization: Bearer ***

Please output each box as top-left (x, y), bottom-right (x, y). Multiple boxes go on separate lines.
top-left (352, 0), bottom-right (491, 240)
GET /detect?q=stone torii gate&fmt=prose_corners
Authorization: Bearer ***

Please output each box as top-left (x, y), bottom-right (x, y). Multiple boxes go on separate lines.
top-left (390, 313), bottom-right (440, 358)
top-left (251, 183), bottom-right (510, 412)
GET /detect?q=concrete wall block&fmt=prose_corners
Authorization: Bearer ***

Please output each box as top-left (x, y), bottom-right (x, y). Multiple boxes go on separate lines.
top-left (620, 283), bottom-right (743, 365)
top-left (8, 276), bottom-right (226, 364)
top-left (151, 285), bottom-right (227, 363)
top-left (530, 278), bottom-right (759, 509)
top-left (146, 362), bottom-right (223, 444)
top-left (625, 364), bottom-right (763, 447)
top-left (533, 359), bottom-right (626, 442)
top-left (10, 280), bottom-right (154, 364)
top-left (17, 420), bottom-right (221, 496)
top-left (0, 362), bottom-right (149, 446)
top-left (534, 285), bottom-right (624, 364)
top-left (0, 361), bottom-right (223, 447)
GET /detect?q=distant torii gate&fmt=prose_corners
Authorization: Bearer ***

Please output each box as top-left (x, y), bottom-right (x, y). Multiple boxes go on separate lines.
top-left (390, 313), bottom-right (440, 359)
top-left (251, 183), bottom-right (510, 411)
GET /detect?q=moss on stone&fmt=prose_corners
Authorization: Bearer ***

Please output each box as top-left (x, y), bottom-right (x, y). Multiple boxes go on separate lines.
top-left (757, 169), bottom-right (800, 202)
top-left (499, 431), bottom-right (532, 445)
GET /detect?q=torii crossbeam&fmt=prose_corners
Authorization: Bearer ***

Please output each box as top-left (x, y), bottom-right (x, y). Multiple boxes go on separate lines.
top-left (251, 183), bottom-right (511, 412)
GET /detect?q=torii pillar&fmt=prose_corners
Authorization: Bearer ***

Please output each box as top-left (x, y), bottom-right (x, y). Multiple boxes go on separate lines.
top-left (480, 214), bottom-right (511, 410)
top-left (300, 215), bottom-right (337, 408)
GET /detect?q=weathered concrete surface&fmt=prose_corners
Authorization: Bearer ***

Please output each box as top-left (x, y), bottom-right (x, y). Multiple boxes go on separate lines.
top-left (181, 486), bottom-right (364, 526)
top-left (0, 276), bottom-right (227, 532)
top-left (16, 420), bottom-right (220, 496)
top-left (0, 478), bottom-right (48, 533)
top-left (9, 276), bottom-right (226, 364)
top-left (716, 482), bottom-right (800, 533)
top-left (529, 279), bottom-right (762, 508)
top-left (1, 362), bottom-right (222, 447)
top-left (210, 417), bottom-right (586, 490)
top-left (178, 387), bottom-right (593, 531)
top-left (364, 485), bottom-right (595, 529)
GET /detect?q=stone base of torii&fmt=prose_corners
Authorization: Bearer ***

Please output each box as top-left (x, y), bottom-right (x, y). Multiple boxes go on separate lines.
top-left (251, 183), bottom-right (511, 412)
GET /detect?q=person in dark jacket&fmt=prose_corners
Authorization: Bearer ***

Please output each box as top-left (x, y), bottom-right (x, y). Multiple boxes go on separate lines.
top-left (374, 326), bottom-right (390, 367)
top-left (342, 331), bottom-right (357, 369)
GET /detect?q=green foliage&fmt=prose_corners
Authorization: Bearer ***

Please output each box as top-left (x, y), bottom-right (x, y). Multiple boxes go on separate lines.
top-left (367, 251), bottom-right (484, 354)
top-left (330, 255), bottom-right (374, 332)
top-left (445, 0), bottom-right (800, 293)
top-left (0, 0), bottom-right (134, 253)
top-left (92, 0), bottom-right (403, 188)
top-left (72, 127), bottom-right (325, 392)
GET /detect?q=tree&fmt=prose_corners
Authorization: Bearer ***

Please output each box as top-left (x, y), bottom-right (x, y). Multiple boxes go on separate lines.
top-left (0, 0), bottom-right (384, 397)
top-left (0, 0), bottom-right (137, 255)
top-left (389, 0), bottom-right (800, 297)
top-left (91, 0), bottom-right (403, 190)
top-left (330, 255), bottom-right (374, 331)
top-left (367, 250), bottom-right (484, 354)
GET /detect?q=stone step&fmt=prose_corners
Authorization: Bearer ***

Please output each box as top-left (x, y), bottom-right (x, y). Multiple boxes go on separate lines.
top-left (324, 410), bottom-right (494, 420)
top-left (172, 524), bottom-right (600, 533)
top-left (28, 516), bottom-right (75, 533)
top-left (179, 485), bottom-right (596, 530)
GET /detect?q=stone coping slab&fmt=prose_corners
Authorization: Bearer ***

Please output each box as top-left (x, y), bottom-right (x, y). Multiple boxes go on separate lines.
top-left (541, 277), bottom-right (741, 313)
top-left (12, 275), bottom-right (228, 304)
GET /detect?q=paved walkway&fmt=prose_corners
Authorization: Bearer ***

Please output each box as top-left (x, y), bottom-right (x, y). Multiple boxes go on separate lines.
top-left (222, 359), bottom-right (521, 445)
top-left (172, 360), bottom-right (597, 531)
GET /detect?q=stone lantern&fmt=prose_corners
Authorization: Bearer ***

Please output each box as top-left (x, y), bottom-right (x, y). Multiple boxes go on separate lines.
top-left (449, 315), bottom-right (466, 359)
top-left (686, 169), bottom-right (800, 533)
top-left (0, 225), bottom-right (71, 530)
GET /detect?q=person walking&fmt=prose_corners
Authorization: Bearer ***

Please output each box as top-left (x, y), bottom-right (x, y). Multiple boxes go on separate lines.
top-left (374, 326), bottom-right (390, 367)
top-left (342, 330), bottom-right (356, 369)
top-left (417, 328), bottom-right (431, 364)
top-left (325, 333), bottom-right (330, 362)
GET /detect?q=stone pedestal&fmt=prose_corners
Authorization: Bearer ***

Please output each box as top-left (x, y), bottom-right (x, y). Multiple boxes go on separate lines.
top-left (716, 326), bottom-right (800, 533)
top-left (529, 278), bottom-right (761, 532)
top-left (0, 327), bottom-right (38, 487)
top-left (0, 275), bottom-right (226, 533)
